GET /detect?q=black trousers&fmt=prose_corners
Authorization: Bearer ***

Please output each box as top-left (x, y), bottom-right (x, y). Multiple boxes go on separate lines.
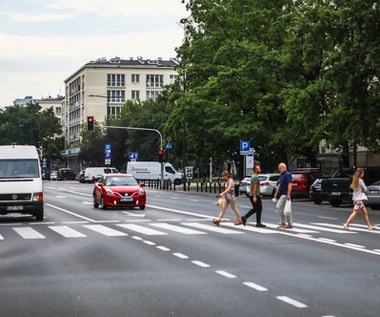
top-left (244, 195), bottom-right (263, 223)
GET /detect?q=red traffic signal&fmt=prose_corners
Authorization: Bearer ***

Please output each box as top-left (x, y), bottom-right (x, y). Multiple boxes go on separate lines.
top-left (158, 149), bottom-right (164, 162)
top-left (87, 116), bottom-right (94, 131)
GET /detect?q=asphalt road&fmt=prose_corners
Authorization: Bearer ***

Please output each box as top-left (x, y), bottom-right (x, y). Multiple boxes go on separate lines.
top-left (0, 181), bottom-right (379, 317)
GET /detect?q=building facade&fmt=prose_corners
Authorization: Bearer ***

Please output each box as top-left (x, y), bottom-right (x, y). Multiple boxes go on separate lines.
top-left (61, 56), bottom-right (179, 169)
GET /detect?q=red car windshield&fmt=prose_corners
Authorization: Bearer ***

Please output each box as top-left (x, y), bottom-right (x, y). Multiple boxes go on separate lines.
top-left (105, 177), bottom-right (138, 186)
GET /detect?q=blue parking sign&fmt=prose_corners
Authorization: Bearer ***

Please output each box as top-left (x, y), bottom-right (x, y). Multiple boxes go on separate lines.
top-left (240, 140), bottom-right (250, 155)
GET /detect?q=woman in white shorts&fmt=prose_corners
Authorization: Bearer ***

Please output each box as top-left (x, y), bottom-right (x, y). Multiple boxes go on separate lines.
top-left (343, 168), bottom-right (376, 231)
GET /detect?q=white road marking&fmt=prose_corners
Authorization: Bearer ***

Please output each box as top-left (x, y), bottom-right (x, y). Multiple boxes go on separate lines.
top-left (0, 234), bottom-right (3, 240)
top-left (151, 223), bottom-right (207, 235)
top-left (318, 216), bottom-right (337, 220)
top-left (215, 270), bottom-right (236, 278)
top-left (183, 222), bottom-right (244, 234)
top-left (143, 240), bottom-right (156, 245)
top-left (318, 238), bottom-right (337, 243)
top-left (117, 224), bottom-right (168, 236)
top-left (243, 282), bottom-right (268, 291)
top-left (173, 253), bottom-right (189, 259)
top-left (122, 212), bottom-right (146, 217)
top-left (83, 224), bottom-right (128, 237)
top-left (131, 236), bottom-right (143, 240)
top-left (223, 222), bottom-right (278, 233)
top-left (147, 204), bottom-right (213, 219)
top-left (313, 222), bottom-right (380, 234)
top-left (156, 246), bottom-right (170, 251)
top-left (49, 226), bottom-right (86, 238)
top-left (192, 261), bottom-right (210, 268)
top-left (292, 223), bottom-right (350, 233)
top-left (344, 243), bottom-right (365, 249)
top-left (277, 296), bottom-right (307, 308)
top-left (46, 203), bottom-right (96, 222)
top-left (13, 227), bottom-right (45, 239)
top-left (62, 221), bottom-right (89, 224)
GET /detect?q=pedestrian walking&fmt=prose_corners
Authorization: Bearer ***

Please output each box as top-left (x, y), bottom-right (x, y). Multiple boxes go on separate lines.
top-left (343, 168), bottom-right (376, 231)
top-left (213, 170), bottom-right (242, 226)
top-left (274, 162), bottom-right (293, 229)
top-left (241, 164), bottom-right (266, 227)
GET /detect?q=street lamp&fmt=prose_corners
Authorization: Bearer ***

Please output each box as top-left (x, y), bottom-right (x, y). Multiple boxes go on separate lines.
top-left (89, 94), bottom-right (110, 128)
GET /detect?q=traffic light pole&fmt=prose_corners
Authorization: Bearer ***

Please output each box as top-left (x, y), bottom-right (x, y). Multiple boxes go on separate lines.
top-left (100, 125), bottom-right (164, 186)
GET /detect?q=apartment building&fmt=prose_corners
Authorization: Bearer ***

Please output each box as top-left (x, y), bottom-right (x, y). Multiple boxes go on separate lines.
top-left (61, 56), bottom-right (179, 168)
top-left (39, 95), bottom-right (63, 119)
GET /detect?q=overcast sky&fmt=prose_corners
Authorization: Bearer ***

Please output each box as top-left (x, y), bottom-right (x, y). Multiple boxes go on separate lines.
top-left (0, 0), bottom-right (188, 107)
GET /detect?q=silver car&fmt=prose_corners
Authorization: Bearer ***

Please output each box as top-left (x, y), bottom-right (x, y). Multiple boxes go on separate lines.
top-left (366, 181), bottom-right (380, 210)
top-left (259, 173), bottom-right (280, 197)
top-left (239, 177), bottom-right (251, 196)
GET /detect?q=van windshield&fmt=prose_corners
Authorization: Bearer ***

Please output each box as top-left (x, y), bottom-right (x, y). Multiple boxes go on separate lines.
top-left (0, 159), bottom-right (40, 179)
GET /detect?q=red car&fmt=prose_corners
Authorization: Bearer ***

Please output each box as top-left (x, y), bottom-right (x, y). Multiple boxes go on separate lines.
top-left (93, 173), bottom-right (146, 210)
top-left (291, 169), bottom-right (323, 199)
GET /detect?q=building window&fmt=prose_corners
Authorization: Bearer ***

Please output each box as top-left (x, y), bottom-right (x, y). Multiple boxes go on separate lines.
top-left (108, 90), bottom-right (125, 103)
top-left (170, 74), bottom-right (179, 84)
top-left (131, 90), bottom-right (140, 100)
top-left (146, 91), bottom-right (159, 100)
top-left (107, 74), bottom-right (125, 87)
top-left (109, 106), bottom-right (121, 119)
top-left (146, 74), bottom-right (163, 88)
top-left (131, 74), bottom-right (140, 83)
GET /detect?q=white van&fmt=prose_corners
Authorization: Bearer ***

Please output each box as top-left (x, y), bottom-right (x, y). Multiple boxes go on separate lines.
top-left (84, 167), bottom-right (119, 183)
top-left (0, 145), bottom-right (44, 220)
top-left (127, 161), bottom-right (183, 185)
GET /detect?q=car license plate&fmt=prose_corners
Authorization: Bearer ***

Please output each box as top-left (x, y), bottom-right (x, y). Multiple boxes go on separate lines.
top-left (331, 192), bottom-right (341, 196)
top-left (369, 190), bottom-right (379, 194)
top-left (292, 183), bottom-right (298, 186)
top-left (7, 206), bottom-right (24, 211)
top-left (120, 197), bottom-right (133, 202)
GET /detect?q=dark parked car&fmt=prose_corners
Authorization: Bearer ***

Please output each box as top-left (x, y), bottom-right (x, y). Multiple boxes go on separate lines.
top-left (57, 168), bottom-right (78, 181)
top-left (366, 181), bottom-right (380, 210)
top-left (321, 166), bottom-right (380, 207)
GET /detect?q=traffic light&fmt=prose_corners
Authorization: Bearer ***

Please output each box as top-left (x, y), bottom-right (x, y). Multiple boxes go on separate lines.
top-left (87, 116), bottom-right (94, 131)
top-left (158, 149), bottom-right (164, 162)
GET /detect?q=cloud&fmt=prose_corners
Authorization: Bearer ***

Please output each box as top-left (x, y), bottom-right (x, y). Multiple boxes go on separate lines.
top-left (48, 0), bottom-right (186, 18)
top-left (0, 10), bottom-right (77, 22)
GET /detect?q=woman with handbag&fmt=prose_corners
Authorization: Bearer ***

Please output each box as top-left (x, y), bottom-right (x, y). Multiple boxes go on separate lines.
top-left (343, 168), bottom-right (376, 231)
top-left (213, 170), bottom-right (242, 226)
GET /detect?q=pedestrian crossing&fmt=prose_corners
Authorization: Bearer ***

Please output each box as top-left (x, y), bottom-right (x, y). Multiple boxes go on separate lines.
top-left (0, 221), bottom-right (377, 241)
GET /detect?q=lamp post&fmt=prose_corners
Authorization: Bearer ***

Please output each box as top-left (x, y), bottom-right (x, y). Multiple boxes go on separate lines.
top-left (89, 94), bottom-right (110, 165)
top-left (89, 93), bottom-right (110, 131)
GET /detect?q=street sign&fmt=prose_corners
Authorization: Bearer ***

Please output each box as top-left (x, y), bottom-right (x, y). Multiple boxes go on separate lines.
top-left (105, 144), bottom-right (111, 165)
top-left (240, 140), bottom-right (251, 155)
top-left (185, 166), bottom-right (193, 179)
top-left (165, 141), bottom-right (173, 150)
top-left (129, 152), bottom-right (138, 161)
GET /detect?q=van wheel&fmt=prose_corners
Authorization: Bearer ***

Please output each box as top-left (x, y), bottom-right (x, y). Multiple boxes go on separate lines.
top-left (93, 198), bottom-right (99, 208)
top-left (174, 179), bottom-right (181, 185)
top-left (35, 209), bottom-right (44, 221)
top-left (313, 200), bottom-right (322, 205)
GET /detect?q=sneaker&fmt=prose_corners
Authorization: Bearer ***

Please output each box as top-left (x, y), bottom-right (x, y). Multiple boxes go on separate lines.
top-left (343, 224), bottom-right (350, 231)
top-left (241, 217), bottom-right (247, 226)
top-left (284, 224), bottom-right (293, 229)
top-left (256, 223), bottom-right (266, 228)
top-left (277, 223), bottom-right (286, 229)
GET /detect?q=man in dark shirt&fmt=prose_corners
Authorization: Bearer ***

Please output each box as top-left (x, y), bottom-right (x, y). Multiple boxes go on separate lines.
top-left (274, 162), bottom-right (293, 229)
top-left (241, 164), bottom-right (266, 227)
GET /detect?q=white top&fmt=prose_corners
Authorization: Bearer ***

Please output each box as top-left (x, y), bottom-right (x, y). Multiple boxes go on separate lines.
top-left (352, 178), bottom-right (367, 201)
